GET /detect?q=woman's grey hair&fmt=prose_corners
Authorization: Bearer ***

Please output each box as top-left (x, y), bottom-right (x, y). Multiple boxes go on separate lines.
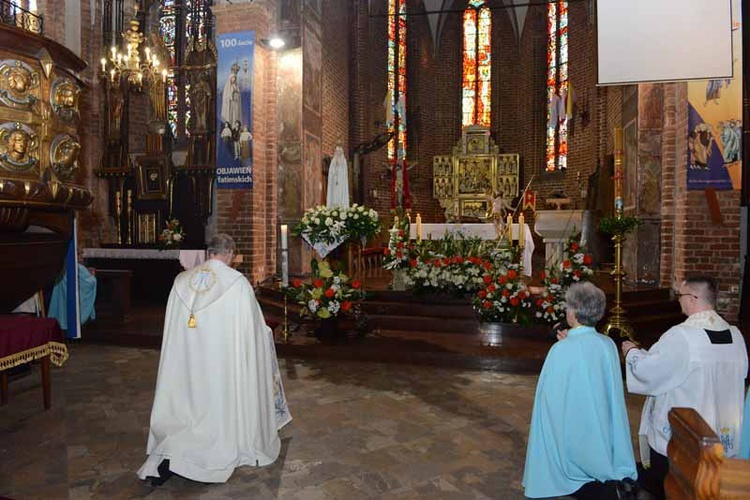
top-left (207, 233), bottom-right (236, 256)
top-left (565, 282), bottom-right (606, 326)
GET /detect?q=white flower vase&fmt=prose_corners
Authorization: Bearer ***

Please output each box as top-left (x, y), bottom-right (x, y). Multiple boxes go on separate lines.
top-left (479, 322), bottom-right (505, 346)
top-left (392, 269), bottom-right (407, 291)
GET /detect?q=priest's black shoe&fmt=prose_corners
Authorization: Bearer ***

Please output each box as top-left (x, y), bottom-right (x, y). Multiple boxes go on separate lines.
top-left (149, 459), bottom-right (175, 487)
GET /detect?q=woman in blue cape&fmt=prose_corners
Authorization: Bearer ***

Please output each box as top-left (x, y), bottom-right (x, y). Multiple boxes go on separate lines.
top-left (523, 282), bottom-right (637, 499)
top-left (48, 263), bottom-right (97, 330)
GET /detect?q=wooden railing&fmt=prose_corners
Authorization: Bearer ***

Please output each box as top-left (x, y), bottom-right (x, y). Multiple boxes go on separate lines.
top-left (346, 245), bottom-right (391, 290)
top-left (666, 407), bottom-right (750, 499)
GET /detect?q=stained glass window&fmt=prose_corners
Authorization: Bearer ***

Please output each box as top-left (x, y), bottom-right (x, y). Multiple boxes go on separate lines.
top-left (158, 0), bottom-right (211, 139)
top-left (546, 1), bottom-right (568, 172)
top-left (462, 0), bottom-right (491, 128)
top-left (387, 0), bottom-right (406, 162)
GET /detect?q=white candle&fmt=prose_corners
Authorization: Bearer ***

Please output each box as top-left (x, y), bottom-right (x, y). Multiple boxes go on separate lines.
top-left (280, 224), bottom-right (288, 249)
top-left (416, 213), bottom-right (422, 242)
top-left (518, 214), bottom-right (525, 248)
top-left (506, 214), bottom-right (513, 241)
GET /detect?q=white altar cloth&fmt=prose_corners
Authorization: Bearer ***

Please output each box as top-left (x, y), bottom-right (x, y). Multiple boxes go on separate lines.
top-left (409, 223), bottom-right (534, 276)
top-left (82, 248), bottom-right (206, 270)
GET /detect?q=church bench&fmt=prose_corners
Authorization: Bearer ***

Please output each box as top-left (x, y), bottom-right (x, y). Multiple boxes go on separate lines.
top-left (665, 407), bottom-right (750, 499)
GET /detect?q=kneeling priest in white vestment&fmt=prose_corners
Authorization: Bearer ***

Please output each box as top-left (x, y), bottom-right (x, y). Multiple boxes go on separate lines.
top-left (138, 233), bottom-right (291, 484)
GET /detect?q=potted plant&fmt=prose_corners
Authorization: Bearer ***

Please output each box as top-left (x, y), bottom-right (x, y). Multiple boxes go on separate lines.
top-left (598, 215), bottom-right (643, 236)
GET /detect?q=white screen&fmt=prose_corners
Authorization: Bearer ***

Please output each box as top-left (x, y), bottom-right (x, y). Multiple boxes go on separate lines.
top-left (597, 0), bottom-right (733, 85)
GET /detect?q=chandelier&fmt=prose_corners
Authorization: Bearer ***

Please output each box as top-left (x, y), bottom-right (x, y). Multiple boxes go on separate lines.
top-left (100, 5), bottom-right (165, 92)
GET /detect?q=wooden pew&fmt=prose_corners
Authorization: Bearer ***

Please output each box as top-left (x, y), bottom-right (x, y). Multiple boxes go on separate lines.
top-left (666, 407), bottom-right (750, 499)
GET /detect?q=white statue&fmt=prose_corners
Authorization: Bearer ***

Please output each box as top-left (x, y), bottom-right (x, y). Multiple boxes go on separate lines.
top-left (326, 146), bottom-right (350, 208)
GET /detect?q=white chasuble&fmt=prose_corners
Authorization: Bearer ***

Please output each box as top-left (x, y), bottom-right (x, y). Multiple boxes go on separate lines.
top-left (138, 259), bottom-right (291, 483)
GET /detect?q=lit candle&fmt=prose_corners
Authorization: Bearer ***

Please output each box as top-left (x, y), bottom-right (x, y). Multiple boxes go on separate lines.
top-left (506, 214), bottom-right (513, 241)
top-left (110, 46), bottom-right (116, 58)
top-left (110, 69), bottom-right (115, 82)
top-left (416, 213), bottom-right (422, 242)
top-left (280, 224), bottom-right (288, 249)
top-left (101, 58), bottom-right (106, 72)
top-left (161, 69), bottom-right (167, 83)
top-left (518, 213), bottom-right (525, 248)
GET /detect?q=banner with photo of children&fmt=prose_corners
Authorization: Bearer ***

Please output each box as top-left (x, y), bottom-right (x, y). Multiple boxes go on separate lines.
top-left (216, 30), bottom-right (254, 189)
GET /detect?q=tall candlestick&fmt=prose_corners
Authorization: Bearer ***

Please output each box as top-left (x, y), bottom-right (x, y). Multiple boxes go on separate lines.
top-left (613, 127), bottom-right (624, 217)
top-left (506, 214), bottom-right (513, 241)
top-left (281, 249), bottom-right (289, 288)
top-left (416, 213), bottom-right (422, 242)
top-left (280, 224), bottom-right (288, 249)
top-left (518, 214), bottom-right (525, 248)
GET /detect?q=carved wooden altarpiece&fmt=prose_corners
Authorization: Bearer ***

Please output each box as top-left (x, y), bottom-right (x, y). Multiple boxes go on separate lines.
top-left (432, 125), bottom-right (519, 221)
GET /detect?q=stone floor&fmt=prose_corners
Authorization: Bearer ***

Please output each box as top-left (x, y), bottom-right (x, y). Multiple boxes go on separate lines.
top-left (0, 344), bottom-right (645, 499)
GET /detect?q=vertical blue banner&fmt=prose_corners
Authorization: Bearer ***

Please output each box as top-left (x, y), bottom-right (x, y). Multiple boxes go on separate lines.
top-left (65, 217), bottom-right (81, 339)
top-left (216, 30), bottom-right (255, 189)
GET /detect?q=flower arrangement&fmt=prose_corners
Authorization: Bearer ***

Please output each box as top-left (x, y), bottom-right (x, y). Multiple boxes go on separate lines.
top-left (158, 217), bottom-right (185, 248)
top-left (472, 262), bottom-right (532, 323)
top-left (287, 260), bottom-right (365, 319)
top-left (558, 239), bottom-right (595, 287)
top-left (383, 216), bottom-right (418, 270)
top-left (533, 237), bottom-right (595, 324)
top-left (406, 255), bottom-right (491, 295)
top-left (293, 204), bottom-right (381, 246)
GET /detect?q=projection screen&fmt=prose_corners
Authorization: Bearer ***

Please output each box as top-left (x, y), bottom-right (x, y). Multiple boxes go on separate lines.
top-left (597, 0), bottom-right (733, 85)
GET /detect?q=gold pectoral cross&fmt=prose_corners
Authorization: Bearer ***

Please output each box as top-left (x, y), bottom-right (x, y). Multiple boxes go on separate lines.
top-left (188, 313), bottom-right (196, 328)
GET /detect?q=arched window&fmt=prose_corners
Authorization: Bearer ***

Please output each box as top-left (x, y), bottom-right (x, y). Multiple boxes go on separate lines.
top-left (545, 0), bottom-right (568, 171)
top-left (387, 0), bottom-right (407, 162)
top-left (158, 0), bottom-right (211, 139)
top-left (462, 0), bottom-right (491, 128)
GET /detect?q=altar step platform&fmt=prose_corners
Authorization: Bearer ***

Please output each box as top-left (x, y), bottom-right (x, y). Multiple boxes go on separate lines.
top-left (256, 284), bottom-right (683, 373)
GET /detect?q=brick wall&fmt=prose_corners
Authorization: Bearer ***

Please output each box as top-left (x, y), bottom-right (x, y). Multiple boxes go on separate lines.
top-left (321, 0), bottom-right (349, 156)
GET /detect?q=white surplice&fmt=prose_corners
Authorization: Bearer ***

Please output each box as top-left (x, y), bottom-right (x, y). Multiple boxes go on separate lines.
top-left (137, 259), bottom-right (291, 483)
top-left (625, 310), bottom-right (748, 463)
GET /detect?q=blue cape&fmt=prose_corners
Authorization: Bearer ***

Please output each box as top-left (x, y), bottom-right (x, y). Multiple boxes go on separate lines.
top-left (48, 263), bottom-right (97, 330)
top-left (523, 326), bottom-right (637, 497)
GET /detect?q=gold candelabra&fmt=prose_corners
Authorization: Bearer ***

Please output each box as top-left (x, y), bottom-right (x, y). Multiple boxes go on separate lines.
top-left (604, 127), bottom-right (635, 341)
top-left (100, 4), bottom-right (166, 92)
top-left (115, 190), bottom-right (122, 245)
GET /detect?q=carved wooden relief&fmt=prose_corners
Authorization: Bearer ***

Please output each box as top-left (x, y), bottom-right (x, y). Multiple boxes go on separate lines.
top-left (0, 122), bottom-right (38, 173)
top-left (50, 77), bottom-right (80, 121)
top-left (50, 134), bottom-right (80, 180)
top-left (0, 59), bottom-right (39, 110)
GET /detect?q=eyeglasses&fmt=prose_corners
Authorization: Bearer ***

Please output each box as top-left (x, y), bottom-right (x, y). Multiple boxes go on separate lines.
top-left (671, 290), bottom-right (698, 300)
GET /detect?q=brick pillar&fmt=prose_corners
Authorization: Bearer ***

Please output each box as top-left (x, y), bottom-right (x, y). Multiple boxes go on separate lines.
top-left (212, 3), bottom-right (278, 284)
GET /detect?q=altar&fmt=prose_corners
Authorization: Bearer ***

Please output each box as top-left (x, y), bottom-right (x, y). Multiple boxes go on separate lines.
top-left (409, 223), bottom-right (534, 275)
top-left (82, 248), bottom-right (206, 306)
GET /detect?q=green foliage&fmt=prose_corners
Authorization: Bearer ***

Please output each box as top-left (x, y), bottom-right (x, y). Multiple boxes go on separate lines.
top-left (598, 216), bottom-right (643, 236)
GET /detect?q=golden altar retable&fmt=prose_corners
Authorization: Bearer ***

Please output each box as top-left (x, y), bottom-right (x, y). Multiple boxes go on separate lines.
top-left (432, 125), bottom-right (519, 221)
